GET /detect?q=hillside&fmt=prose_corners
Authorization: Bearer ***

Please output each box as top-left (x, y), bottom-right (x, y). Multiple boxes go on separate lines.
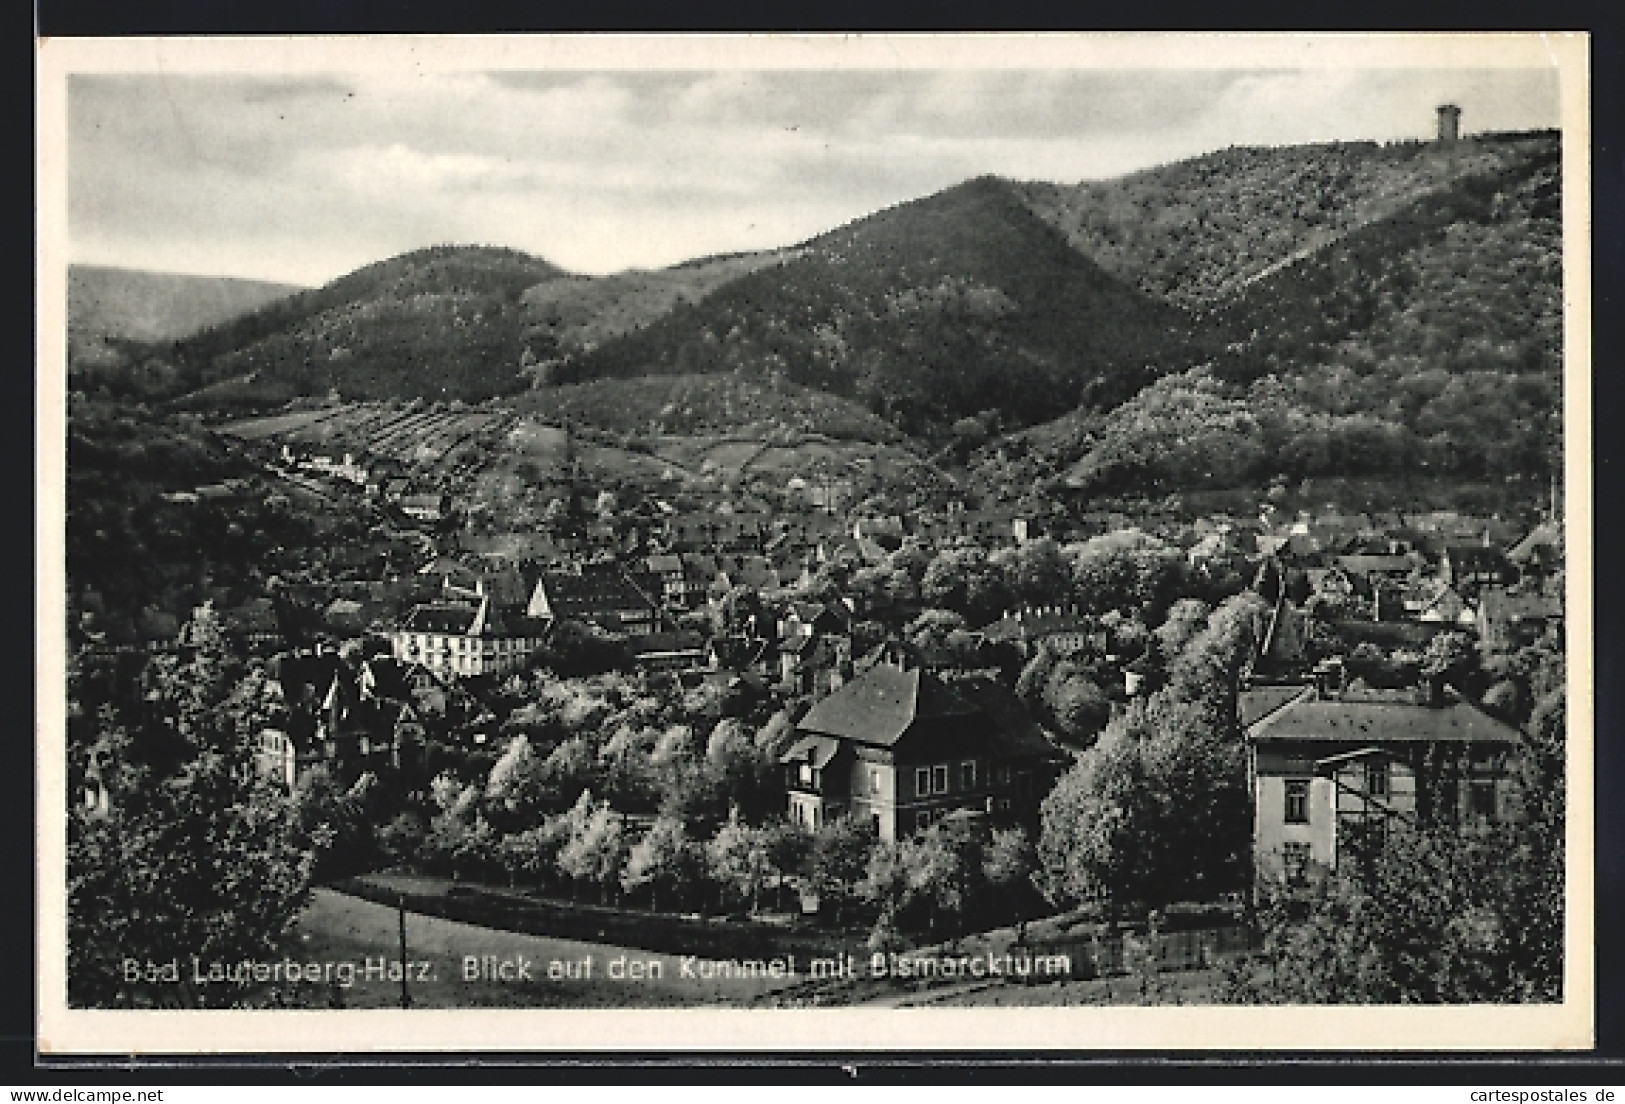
top-left (1015, 132), bottom-right (1551, 311)
top-left (507, 373), bottom-right (905, 443)
top-left (67, 264), bottom-right (302, 379)
top-left (554, 176), bottom-right (1208, 437)
top-left (118, 131), bottom-right (1561, 477)
top-left (972, 133), bottom-right (1564, 501)
top-left (519, 250), bottom-right (801, 357)
top-left (133, 246), bottom-right (567, 407)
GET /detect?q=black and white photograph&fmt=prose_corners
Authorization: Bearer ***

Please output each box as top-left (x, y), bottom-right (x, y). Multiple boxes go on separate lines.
top-left (35, 33), bottom-right (1592, 1052)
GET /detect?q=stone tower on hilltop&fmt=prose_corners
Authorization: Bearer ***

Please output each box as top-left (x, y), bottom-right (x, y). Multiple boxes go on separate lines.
top-left (1436, 103), bottom-right (1461, 143)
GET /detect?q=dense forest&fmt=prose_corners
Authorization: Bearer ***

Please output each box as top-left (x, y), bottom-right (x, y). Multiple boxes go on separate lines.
top-left (109, 246), bottom-right (564, 405)
top-left (1016, 133), bottom-right (1550, 309)
top-left (968, 133), bottom-right (1563, 497)
top-left (556, 176), bottom-right (1203, 437)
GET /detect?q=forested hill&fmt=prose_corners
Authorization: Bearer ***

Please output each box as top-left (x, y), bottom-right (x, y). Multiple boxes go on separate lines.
top-left (968, 132), bottom-right (1564, 499)
top-left (554, 175), bottom-right (1206, 436)
top-left (1015, 131), bottom-right (1554, 311)
top-left (149, 246), bottom-right (567, 405)
top-left (104, 131), bottom-right (1561, 459)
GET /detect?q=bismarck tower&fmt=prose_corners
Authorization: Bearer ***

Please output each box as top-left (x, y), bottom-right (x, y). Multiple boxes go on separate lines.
top-left (1436, 103), bottom-right (1461, 143)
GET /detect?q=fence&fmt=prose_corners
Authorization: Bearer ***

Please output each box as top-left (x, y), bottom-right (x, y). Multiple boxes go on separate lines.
top-left (1014, 923), bottom-right (1257, 982)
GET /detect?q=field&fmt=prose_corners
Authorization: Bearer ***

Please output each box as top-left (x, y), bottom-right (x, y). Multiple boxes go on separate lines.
top-left (293, 887), bottom-right (804, 1009)
top-left (215, 394), bottom-right (951, 513)
top-left (219, 402), bottom-right (515, 474)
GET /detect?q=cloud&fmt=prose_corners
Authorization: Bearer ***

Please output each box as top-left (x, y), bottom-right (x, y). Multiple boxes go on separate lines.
top-left (65, 67), bottom-right (1563, 285)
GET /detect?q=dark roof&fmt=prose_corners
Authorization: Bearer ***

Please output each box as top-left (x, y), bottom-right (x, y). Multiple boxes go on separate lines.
top-left (1335, 554), bottom-right (1415, 578)
top-left (796, 664), bottom-right (979, 748)
top-left (530, 567), bottom-right (655, 620)
top-left (1446, 546), bottom-right (1511, 570)
top-left (626, 630), bottom-right (706, 657)
top-left (1239, 684), bottom-right (1313, 728)
top-left (1247, 686), bottom-right (1520, 745)
top-left (402, 603), bottom-right (480, 635)
top-left (949, 677), bottom-right (1068, 761)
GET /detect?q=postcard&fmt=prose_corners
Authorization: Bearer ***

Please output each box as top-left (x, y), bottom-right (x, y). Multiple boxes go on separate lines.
top-left (35, 31), bottom-right (1593, 1054)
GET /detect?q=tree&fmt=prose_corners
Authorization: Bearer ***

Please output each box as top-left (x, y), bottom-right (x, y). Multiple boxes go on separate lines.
top-left (983, 826), bottom-right (1036, 898)
top-left (556, 795), bottom-right (628, 904)
top-left (536, 621), bottom-right (630, 678)
top-left (1155, 598), bottom-right (1211, 660)
top-left (995, 536), bottom-right (1072, 608)
top-left (763, 818), bottom-right (813, 912)
top-left (1163, 590), bottom-right (1271, 734)
top-left (485, 734), bottom-right (548, 823)
top-left (1037, 693), bottom-right (1250, 916)
top-left (707, 808), bottom-right (774, 913)
top-left (808, 814), bottom-right (878, 925)
top-left (1044, 670), bottom-right (1111, 745)
top-left (292, 763), bottom-right (377, 878)
top-left (705, 718), bottom-right (777, 819)
top-left (1015, 646), bottom-right (1062, 705)
top-left (67, 607), bottom-right (315, 1007)
top-left (621, 815), bottom-right (705, 912)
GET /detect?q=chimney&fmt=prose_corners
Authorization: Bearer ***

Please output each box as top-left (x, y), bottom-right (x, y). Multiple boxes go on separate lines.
top-left (1436, 104), bottom-right (1461, 143)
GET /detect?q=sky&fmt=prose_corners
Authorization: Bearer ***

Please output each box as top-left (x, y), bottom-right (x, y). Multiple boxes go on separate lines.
top-left (65, 65), bottom-right (1562, 287)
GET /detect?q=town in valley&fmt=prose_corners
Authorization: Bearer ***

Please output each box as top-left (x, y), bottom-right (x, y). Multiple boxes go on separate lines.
top-left (62, 78), bottom-right (1570, 1011)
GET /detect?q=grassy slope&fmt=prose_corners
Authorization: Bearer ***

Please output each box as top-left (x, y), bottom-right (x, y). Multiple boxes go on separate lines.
top-left (509, 373), bottom-right (905, 443)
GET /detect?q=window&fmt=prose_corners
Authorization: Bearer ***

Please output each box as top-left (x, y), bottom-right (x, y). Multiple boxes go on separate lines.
top-left (1366, 761), bottom-right (1388, 799)
top-left (931, 765), bottom-right (949, 794)
top-left (960, 760), bottom-right (977, 790)
top-left (993, 764), bottom-right (1012, 787)
top-left (1284, 779), bottom-right (1310, 824)
top-left (1470, 780), bottom-right (1498, 819)
top-left (915, 768), bottom-right (931, 797)
top-left (869, 767), bottom-right (883, 794)
top-left (797, 763), bottom-right (813, 786)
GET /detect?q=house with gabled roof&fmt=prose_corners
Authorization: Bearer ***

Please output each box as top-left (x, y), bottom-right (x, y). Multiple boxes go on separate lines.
top-left (389, 594), bottom-right (547, 679)
top-left (1243, 673), bottom-right (1523, 887)
top-left (525, 563), bottom-right (660, 636)
top-left (780, 659), bottom-right (1066, 840)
